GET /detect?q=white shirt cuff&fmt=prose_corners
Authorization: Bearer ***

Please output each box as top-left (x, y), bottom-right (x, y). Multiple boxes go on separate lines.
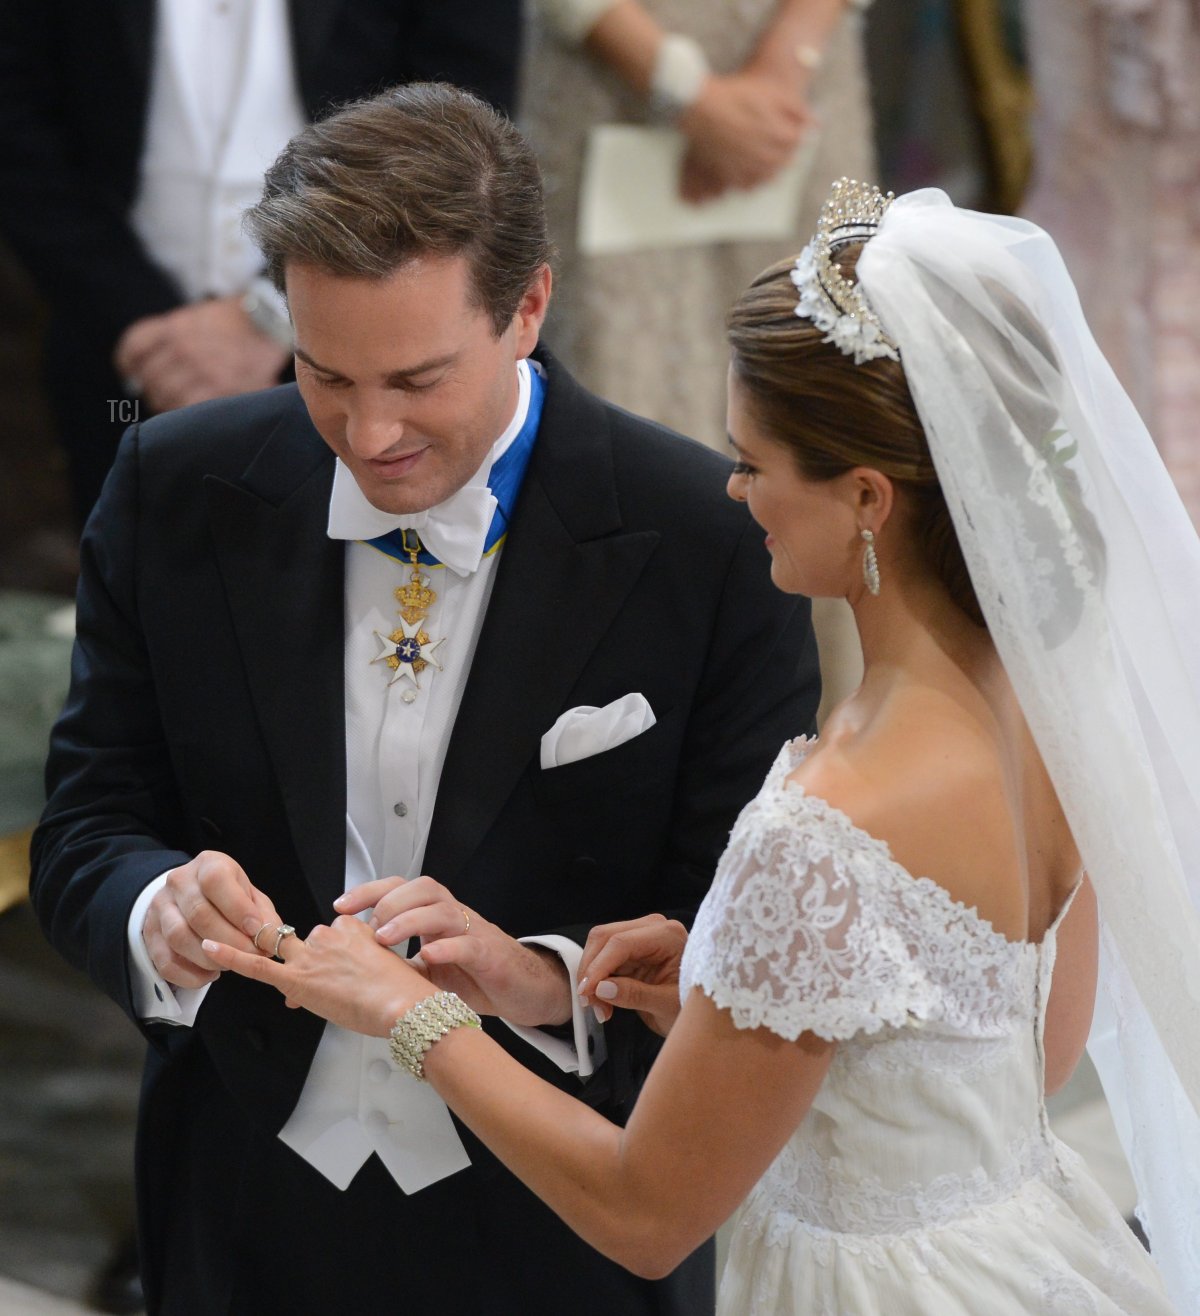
top-left (127, 870), bottom-right (210, 1026)
top-left (503, 934), bottom-right (607, 1077)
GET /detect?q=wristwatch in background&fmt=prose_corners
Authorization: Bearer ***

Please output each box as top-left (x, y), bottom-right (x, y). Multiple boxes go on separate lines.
top-left (241, 276), bottom-right (295, 350)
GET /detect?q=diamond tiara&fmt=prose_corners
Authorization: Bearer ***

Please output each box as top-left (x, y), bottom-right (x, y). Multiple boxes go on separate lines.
top-left (791, 177), bottom-right (899, 365)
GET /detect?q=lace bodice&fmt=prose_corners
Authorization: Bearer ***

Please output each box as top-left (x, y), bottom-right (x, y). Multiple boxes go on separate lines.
top-left (680, 737), bottom-right (1067, 1236)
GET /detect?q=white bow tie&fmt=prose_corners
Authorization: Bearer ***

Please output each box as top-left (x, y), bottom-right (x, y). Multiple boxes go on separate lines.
top-left (326, 465), bottom-right (499, 577)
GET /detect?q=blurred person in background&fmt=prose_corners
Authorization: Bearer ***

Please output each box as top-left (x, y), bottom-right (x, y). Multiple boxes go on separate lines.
top-left (0, 0), bottom-right (520, 529)
top-left (522, 0), bottom-right (876, 454)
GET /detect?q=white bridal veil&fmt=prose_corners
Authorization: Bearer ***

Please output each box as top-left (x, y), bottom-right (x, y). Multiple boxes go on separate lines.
top-left (854, 189), bottom-right (1200, 1310)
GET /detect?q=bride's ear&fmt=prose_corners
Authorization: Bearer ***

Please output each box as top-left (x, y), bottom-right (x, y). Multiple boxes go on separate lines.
top-left (849, 467), bottom-right (895, 533)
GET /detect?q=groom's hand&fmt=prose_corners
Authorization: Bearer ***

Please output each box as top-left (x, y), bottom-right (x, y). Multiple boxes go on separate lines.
top-left (143, 850), bottom-right (279, 989)
top-left (334, 876), bottom-right (573, 1027)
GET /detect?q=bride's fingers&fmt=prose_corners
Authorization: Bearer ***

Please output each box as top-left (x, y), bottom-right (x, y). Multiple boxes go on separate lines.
top-left (579, 919), bottom-right (686, 994)
top-left (202, 937), bottom-right (293, 991)
top-left (587, 974), bottom-right (680, 1038)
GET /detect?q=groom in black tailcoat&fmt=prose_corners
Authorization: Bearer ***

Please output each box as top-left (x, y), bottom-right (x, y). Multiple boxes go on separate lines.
top-left (30, 84), bottom-right (819, 1315)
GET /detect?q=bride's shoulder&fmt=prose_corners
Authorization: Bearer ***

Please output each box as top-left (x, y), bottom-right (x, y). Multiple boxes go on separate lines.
top-left (785, 694), bottom-right (1012, 892)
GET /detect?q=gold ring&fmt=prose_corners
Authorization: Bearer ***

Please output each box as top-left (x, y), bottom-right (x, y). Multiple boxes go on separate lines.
top-left (252, 921), bottom-right (274, 952)
top-left (460, 907), bottom-right (471, 935)
top-left (271, 925), bottom-right (297, 961)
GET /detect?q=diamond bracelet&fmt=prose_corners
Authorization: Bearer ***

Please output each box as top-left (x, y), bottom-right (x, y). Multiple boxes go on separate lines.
top-left (388, 991), bottom-right (482, 1081)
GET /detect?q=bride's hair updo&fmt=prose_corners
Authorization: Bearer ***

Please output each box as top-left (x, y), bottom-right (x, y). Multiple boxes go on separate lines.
top-left (727, 246), bottom-right (985, 628)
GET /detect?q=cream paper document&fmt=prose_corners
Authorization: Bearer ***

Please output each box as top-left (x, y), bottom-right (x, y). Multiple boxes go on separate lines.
top-left (578, 125), bottom-right (819, 255)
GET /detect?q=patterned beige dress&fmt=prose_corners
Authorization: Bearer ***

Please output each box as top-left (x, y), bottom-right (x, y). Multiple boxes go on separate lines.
top-left (1022, 0), bottom-right (1200, 522)
top-left (520, 1), bottom-right (876, 453)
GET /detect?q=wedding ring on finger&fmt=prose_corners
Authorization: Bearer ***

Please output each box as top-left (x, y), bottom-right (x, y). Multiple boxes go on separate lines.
top-left (252, 921), bottom-right (274, 952)
top-left (460, 907), bottom-right (471, 936)
top-left (271, 924), bottom-right (297, 961)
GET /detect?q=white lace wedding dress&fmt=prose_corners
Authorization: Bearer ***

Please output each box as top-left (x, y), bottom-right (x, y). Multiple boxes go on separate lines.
top-left (681, 739), bottom-right (1174, 1315)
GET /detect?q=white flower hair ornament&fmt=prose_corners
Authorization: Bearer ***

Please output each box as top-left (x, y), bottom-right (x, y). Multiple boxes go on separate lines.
top-left (791, 177), bottom-right (900, 365)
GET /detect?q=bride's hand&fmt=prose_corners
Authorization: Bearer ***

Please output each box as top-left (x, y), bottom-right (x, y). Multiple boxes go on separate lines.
top-left (201, 916), bottom-right (431, 1038)
top-left (577, 914), bottom-right (688, 1037)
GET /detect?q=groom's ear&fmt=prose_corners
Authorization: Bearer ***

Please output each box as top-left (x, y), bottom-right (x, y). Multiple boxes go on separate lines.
top-left (511, 264), bottom-right (552, 357)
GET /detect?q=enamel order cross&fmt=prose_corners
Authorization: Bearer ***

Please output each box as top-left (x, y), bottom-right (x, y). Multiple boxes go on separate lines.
top-left (370, 531), bottom-right (446, 689)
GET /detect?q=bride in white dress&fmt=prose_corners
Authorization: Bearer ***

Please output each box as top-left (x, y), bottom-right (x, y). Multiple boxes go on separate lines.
top-left (207, 183), bottom-right (1200, 1313)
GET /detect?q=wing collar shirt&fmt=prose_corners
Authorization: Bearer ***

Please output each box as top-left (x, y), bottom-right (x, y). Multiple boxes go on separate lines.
top-left (127, 360), bottom-right (604, 1193)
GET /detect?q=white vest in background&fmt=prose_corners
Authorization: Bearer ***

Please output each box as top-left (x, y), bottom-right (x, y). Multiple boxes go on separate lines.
top-left (130, 0), bottom-right (306, 300)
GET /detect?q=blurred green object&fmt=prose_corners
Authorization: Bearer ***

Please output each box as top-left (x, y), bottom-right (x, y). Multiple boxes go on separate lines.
top-left (0, 590), bottom-right (74, 906)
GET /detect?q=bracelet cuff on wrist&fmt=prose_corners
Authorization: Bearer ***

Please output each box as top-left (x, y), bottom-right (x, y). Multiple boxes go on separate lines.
top-left (649, 33), bottom-right (711, 122)
top-left (388, 990), bottom-right (482, 1081)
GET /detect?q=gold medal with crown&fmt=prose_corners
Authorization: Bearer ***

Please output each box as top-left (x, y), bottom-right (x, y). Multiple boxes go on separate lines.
top-left (371, 530), bottom-right (446, 689)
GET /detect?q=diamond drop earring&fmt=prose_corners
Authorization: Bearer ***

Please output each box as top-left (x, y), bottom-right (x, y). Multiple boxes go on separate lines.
top-left (860, 528), bottom-right (881, 596)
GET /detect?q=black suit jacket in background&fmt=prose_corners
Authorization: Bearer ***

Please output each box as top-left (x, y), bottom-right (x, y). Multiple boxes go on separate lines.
top-left (31, 354), bottom-right (821, 1315)
top-left (0, 0), bottom-right (522, 519)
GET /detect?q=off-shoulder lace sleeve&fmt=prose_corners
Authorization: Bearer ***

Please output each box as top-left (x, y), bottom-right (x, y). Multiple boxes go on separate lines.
top-left (681, 791), bottom-right (943, 1042)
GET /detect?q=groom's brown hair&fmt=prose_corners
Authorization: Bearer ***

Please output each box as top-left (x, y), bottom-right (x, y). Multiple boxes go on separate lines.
top-left (245, 82), bottom-right (551, 336)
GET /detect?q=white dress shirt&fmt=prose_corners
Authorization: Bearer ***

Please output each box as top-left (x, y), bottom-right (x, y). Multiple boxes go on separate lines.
top-left (127, 360), bottom-right (602, 1192)
top-left (130, 0), bottom-right (305, 301)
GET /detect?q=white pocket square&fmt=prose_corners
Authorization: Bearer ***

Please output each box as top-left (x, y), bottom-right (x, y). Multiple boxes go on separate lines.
top-left (539, 693), bottom-right (656, 770)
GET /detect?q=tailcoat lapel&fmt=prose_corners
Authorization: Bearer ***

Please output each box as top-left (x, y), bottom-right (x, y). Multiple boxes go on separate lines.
top-left (204, 399), bottom-right (348, 913)
top-left (424, 358), bottom-right (660, 886)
